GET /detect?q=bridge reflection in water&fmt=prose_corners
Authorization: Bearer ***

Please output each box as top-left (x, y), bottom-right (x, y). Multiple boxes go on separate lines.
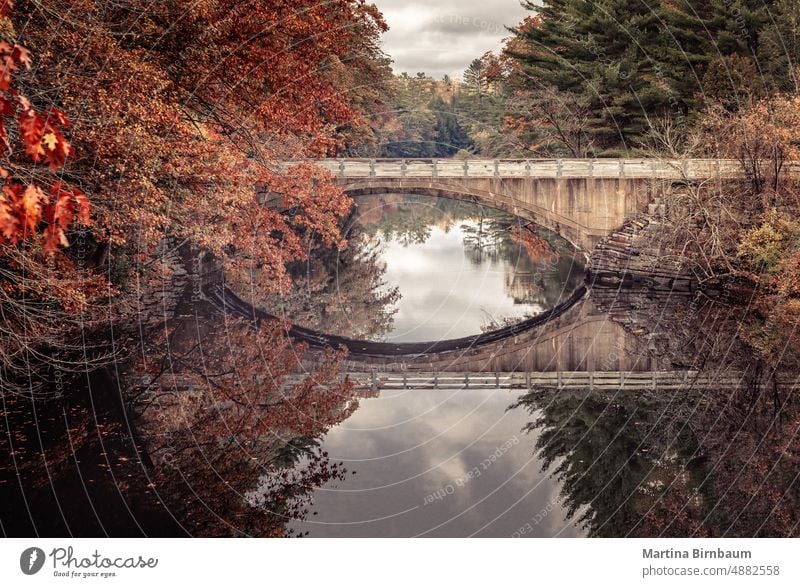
top-left (285, 370), bottom-right (745, 392)
top-left (208, 279), bottom-right (747, 389)
top-left (330, 286), bottom-right (746, 390)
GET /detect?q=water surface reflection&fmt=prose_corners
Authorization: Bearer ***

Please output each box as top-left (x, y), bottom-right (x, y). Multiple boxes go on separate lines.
top-left (4, 268), bottom-right (799, 538)
top-left (260, 194), bottom-right (585, 343)
top-left (290, 388), bottom-right (583, 537)
top-left (3, 343), bottom-right (797, 537)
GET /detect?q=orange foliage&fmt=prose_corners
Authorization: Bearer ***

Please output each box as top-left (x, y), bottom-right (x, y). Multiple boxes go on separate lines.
top-left (136, 318), bottom-right (358, 447)
top-left (704, 94), bottom-right (800, 196)
top-left (511, 224), bottom-right (558, 264)
top-left (0, 4), bottom-right (89, 254)
top-left (133, 317), bottom-right (360, 536)
top-left (12, 0), bottom-right (386, 293)
top-left (0, 2), bottom-right (388, 388)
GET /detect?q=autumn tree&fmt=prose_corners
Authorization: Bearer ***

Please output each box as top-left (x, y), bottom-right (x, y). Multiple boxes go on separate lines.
top-left (253, 214), bottom-right (401, 340)
top-left (0, 1), bottom-right (110, 392)
top-left (703, 94), bottom-right (800, 195)
top-left (702, 55), bottom-right (764, 111)
top-left (1, 1), bottom-right (391, 391)
top-left (12, 0), bottom-right (387, 288)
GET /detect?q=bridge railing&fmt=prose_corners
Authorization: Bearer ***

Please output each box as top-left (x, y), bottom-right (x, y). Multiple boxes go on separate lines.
top-left (282, 158), bottom-right (756, 180)
top-left (282, 370), bottom-right (746, 391)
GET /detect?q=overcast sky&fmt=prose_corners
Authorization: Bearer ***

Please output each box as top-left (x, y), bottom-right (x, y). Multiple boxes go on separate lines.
top-left (373, 0), bottom-right (533, 79)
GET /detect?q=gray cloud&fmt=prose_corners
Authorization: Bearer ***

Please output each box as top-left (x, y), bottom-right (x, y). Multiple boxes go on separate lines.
top-left (373, 0), bottom-right (532, 79)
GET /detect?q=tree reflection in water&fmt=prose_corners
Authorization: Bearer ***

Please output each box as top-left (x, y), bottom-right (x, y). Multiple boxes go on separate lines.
top-left (510, 381), bottom-right (799, 537)
top-left (360, 194), bottom-right (584, 311)
top-left (129, 315), bottom-right (367, 537)
top-left (246, 218), bottom-right (401, 341)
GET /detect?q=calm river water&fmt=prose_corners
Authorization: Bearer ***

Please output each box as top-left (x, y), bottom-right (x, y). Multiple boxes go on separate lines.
top-left (289, 387), bottom-right (583, 538)
top-left (1, 196), bottom-right (797, 538)
top-left (263, 194), bottom-right (585, 342)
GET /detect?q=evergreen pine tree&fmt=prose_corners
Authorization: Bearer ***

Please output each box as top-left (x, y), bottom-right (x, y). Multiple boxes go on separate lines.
top-left (758, 0), bottom-right (800, 92)
top-left (429, 96), bottom-right (473, 157)
top-left (512, 1), bottom-right (673, 152)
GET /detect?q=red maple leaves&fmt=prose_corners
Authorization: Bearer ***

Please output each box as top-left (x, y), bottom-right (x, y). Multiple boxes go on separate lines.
top-left (16, 102), bottom-right (73, 169)
top-left (0, 4), bottom-right (89, 255)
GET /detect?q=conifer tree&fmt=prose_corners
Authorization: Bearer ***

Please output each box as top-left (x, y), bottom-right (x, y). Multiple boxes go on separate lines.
top-left (509, 0), bottom-right (781, 151)
top-left (512, 1), bottom-right (672, 151)
top-left (429, 96), bottom-right (473, 157)
top-left (758, 0), bottom-right (800, 92)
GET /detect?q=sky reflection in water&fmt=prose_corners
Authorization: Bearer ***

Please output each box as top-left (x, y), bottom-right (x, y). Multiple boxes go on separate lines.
top-left (354, 195), bottom-right (585, 343)
top-left (381, 222), bottom-right (541, 341)
top-left (290, 388), bottom-right (583, 538)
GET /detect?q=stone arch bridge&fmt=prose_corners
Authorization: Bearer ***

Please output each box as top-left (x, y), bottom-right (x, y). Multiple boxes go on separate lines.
top-left (229, 159), bottom-right (754, 387)
top-left (289, 158), bottom-right (744, 250)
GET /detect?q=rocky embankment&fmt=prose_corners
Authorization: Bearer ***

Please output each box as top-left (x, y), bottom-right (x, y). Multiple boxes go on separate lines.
top-left (586, 214), bottom-right (700, 293)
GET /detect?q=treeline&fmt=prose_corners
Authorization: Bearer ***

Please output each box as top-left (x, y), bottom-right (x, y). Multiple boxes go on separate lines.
top-left (506, 0), bottom-right (800, 156)
top-left (376, 0), bottom-right (800, 159)
top-left (352, 56), bottom-right (518, 159)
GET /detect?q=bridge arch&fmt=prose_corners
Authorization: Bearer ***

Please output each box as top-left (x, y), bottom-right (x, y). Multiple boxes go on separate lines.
top-left (341, 176), bottom-right (655, 250)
